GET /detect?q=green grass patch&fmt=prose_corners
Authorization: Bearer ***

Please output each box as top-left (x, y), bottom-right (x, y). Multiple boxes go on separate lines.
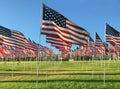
top-left (0, 60), bottom-right (120, 89)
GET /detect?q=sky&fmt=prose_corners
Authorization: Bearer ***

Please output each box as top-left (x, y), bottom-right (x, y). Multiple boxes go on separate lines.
top-left (0, 0), bottom-right (120, 54)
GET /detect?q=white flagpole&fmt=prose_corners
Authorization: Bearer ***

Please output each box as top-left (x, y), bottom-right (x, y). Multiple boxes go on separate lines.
top-left (36, 0), bottom-right (43, 89)
top-left (92, 32), bottom-right (96, 78)
top-left (103, 23), bottom-right (106, 86)
top-left (12, 49), bottom-right (14, 79)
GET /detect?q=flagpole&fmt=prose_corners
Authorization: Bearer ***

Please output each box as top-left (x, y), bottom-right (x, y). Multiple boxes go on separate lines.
top-left (92, 32), bottom-right (96, 78)
top-left (36, 0), bottom-right (43, 89)
top-left (12, 48), bottom-right (14, 79)
top-left (104, 23), bottom-right (106, 86)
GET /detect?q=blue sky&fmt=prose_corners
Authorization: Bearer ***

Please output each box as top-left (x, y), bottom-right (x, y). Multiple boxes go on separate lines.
top-left (0, 0), bottom-right (120, 54)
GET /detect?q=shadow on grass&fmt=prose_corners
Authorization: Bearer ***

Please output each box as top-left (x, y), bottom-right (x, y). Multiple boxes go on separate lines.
top-left (0, 79), bottom-right (120, 83)
top-left (1, 69), bottom-right (95, 72)
top-left (1, 69), bottom-right (117, 72)
top-left (5, 69), bottom-right (22, 71)
top-left (0, 72), bottom-right (120, 76)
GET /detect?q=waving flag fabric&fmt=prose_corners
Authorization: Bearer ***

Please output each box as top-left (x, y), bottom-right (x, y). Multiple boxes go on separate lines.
top-left (0, 26), bottom-right (13, 47)
top-left (46, 35), bottom-right (71, 47)
top-left (0, 26), bottom-right (25, 49)
top-left (41, 4), bottom-right (89, 45)
top-left (106, 24), bottom-right (120, 46)
top-left (95, 32), bottom-right (104, 47)
top-left (88, 36), bottom-right (94, 47)
top-left (0, 26), bottom-right (11, 37)
top-left (11, 30), bottom-right (25, 49)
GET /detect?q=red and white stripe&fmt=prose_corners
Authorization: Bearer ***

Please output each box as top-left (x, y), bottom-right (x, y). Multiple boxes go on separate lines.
top-left (11, 30), bottom-right (25, 49)
top-left (41, 20), bottom-right (89, 45)
top-left (46, 35), bottom-right (71, 47)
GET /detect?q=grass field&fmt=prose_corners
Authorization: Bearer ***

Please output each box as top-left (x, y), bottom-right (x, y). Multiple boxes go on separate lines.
top-left (0, 60), bottom-right (120, 89)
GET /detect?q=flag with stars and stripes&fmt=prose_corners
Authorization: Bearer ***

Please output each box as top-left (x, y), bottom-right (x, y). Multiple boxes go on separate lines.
top-left (88, 36), bottom-right (94, 47)
top-left (0, 26), bottom-right (11, 37)
top-left (95, 32), bottom-right (104, 47)
top-left (106, 23), bottom-right (120, 46)
top-left (41, 4), bottom-right (89, 45)
top-left (0, 26), bottom-right (25, 49)
top-left (0, 26), bottom-right (13, 46)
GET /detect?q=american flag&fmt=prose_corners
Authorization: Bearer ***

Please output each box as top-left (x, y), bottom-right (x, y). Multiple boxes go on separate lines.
top-left (41, 4), bottom-right (89, 45)
top-left (0, 26), bottom-right (13, 47)
top-left (95, 33), bottom-right (106, 55)
top-left (0, 26), bottom-right (25, 49)
top-left (11, 30), bottom-right (25, 49)
top-left (95, 32), bottom-right (104, 47)
top-left (106, 23), bottom-right (120, 46)
top-left (88, 36), bottom-right (94, 47)
top-left (0, 26), bottom-right (11, 37)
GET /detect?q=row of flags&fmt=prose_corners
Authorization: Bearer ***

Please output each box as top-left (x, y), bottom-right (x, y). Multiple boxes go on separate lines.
top-left (72, 24), bottom-right (120, 58)
top-left (0, 4), bottom-right (120, 59)
top-left (41, 4), bottom-right (120, 58)
top-left (71, 33), bottom-right (104, 57)
top-left (0, 25), bottom-right (56, 59)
